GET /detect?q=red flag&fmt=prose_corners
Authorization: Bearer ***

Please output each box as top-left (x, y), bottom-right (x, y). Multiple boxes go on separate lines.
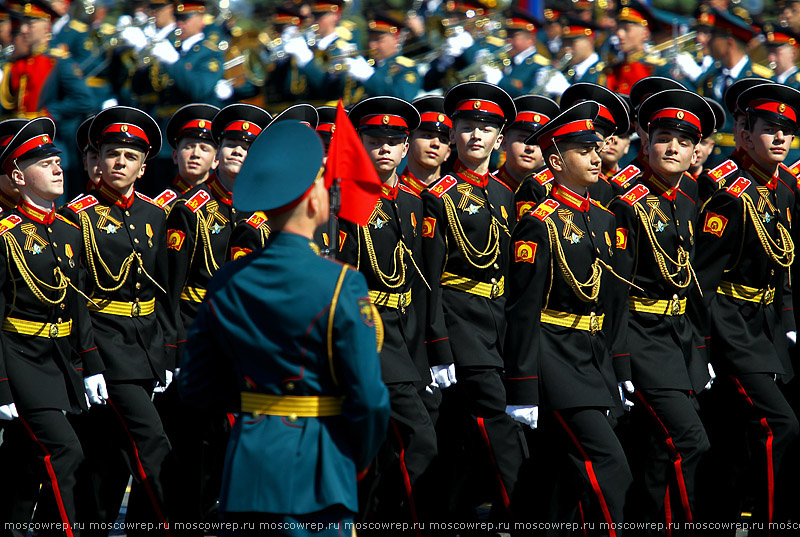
top-left (324, 100), bottom-right (382, 226)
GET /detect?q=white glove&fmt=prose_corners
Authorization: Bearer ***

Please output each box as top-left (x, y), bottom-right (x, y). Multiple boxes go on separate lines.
top-left (481, 65), bottom-right (503, 85)
top-left (704, 363), bottom-right (717, 391)
top-left (115, 15), bottom-right (133, 31)
top-left (153, 369), bottom-right (174, 394)
top-left (430, 363), bottom-right (457, 389)
top-left (506, 405), bottom-right (538, 429)
top-left (542, 69), bottom-right (571, 97)
top-left (788, 331), bottom-right (797, 346)
top-left (344, 56), bottom-right (375, 82)
top-left (443, 28), bottom-right (474, 58)
top-left (84, 374), bottom-right (108, 406)
top-left (214, 79), bottom-right (234, 101)
top-left (0, 403), bottom-right (18, 420)
top-left (151, 40), bottom-right (180, 65)
top-left (283, 35), bottom-right (314, 67)
top-left (675, 53), bottom-right (703, 82)
top-left (120, 26), bottom-right (148, 52)
top-left (618, 381), bottom-right (635, 411)
top-left (101, 98), bottom-right (118, 109)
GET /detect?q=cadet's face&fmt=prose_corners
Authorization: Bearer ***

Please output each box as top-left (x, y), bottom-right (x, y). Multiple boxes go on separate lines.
top-left (153, 4), bottom-right (174, 28)
top-left (503, 128), bottom-right (543, 174)
top-left (100, 144), bottom-right (146, 194)
top-left (176, 13), bottom-right (204, 39)
top-left (616, 23), bottom-right (648, 53)
top-left (507, 31), bottom-right (535, 56)
top-left (693, 137), bottom-right (715, 168)
top-left (600, 134), bottom-right (631, 168)
top-left (551, 142), bottom-right (602, 188)
top-left (16, 155), bottom-right (63, 201)
top-left (452, 119), bottom-right (503, 167)
top-left (767, 45), bottom-right (797, 75)
top-left (361, 134), bottom-right (408, 177)
top-left (646, 127), bottom-right (696, 177)
top-left (744, 117), bottom-right (793, 166)
top-left (317, 12), bottom-right (339, 36)
top-left (173, 137), bottom-right (217, 181)
top-left (368, 32), bottom-right (398, 61)
top-left (217, 138), bottom-right (251, 179)
top-left (409, 129), bottom-right (450, 170)
top-left (733, 114), bottom-right (746, 145)
top-left (564, 36), bottom-right (594, 64)
top-left (83, 149), bottom-right (102, 185)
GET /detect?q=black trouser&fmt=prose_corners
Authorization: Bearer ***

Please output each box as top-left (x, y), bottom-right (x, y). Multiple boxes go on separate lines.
top-left (542, 408), bottom-right (632, 537)
top-left (0, 409), bottom-right (84, 537)
top-left (628, 390), bottom-right (710, 535)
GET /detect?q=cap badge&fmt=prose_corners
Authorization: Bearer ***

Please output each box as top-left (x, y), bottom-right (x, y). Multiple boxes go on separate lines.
top-left (382, 115), bottom-right (390, 125)
top-left (41, 135), bottom-right (49, 143)
top-left (586, 120), bottom-right (593, 129)
top-left (437, 114), bottom-right (446, 122)
top-left (198, 120), bottom-right (206, 129)
top-left (473, 101), bottom-right (481, 110)
top-left (676, 111), bottom-right (685, 120)
top-left (533, 114), bottom-right (541, 122)
top-left (242, 122), bottom-right (250, 130)
top-left (779, 103), bottom-right (787, 113)
top-left (121, 124), bottom-right (128, 133)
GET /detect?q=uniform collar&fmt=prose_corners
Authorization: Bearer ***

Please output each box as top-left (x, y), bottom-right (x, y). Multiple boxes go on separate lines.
top-left (453, 159), bottom-right (489, 188)
top-left (494, 164), bottom-right (521, 191)
top-left (552, 183), bottom-right (590, 212)
top-left (641, 165), bottom-right (680, 201)
top-left (96, 180), bottom-right (135, 208)
top-left (206, 172), bottom-right (232, 206)
top-left (400, 168), bottom-right (427, 195)
top-left (84, 180), bottom-right (97, 193)
top-left (380, 176), bottom-right (399, 200)
top-left (574, 52), bottom-right (600, 79)
top-left (181, 32), bottom-right (204, 53)
top-left (740, 152), bottom-right (778, 189)
top-left (172, 174), bottom-right (195, 194)
top-left (0, 189), bottom-right (18, 212)
top-left (18, 200), bottom-right (55, 225)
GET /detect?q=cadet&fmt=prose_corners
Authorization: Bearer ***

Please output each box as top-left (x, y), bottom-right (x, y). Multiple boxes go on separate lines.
top-left (504, 101), bottom-right (632, 532)
top-left (609, 89), bottom-right (717, 529)
top-left (0, 117), bottom-right (106, 536)
top-left (694, 84), bottom-right (800, 528)
top-left (401, 95), bottom-right (452, 195)
top-left (63, 106), bottom-right (175, 534)
top-left (560, 18), bottom-right (606, 85)
top-left (0, 118), bottom-right (27, 213)
top-left (179, 120), bottom-right (390, 536)
top-left (421, 82), bottom-right (525, 522)
top-left (688, 98), bottom-right (725, 181)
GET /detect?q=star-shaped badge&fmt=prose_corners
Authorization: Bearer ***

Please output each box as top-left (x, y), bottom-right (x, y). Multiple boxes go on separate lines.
top-left (655, 221), bottom-right (666, 233)
top-left (211, 222), bottom-right (223, 234)
top-left (467, 204), bottom-right (480, 215)
top-left (763, 213), bottom-right (772, 223)
top-left (375, 218), bottom-right (385, 229)
top-left (106, 224), bottom-right (118, 234)
top-left (570, 233), bottom-right (581, 244)
top-left (32, 244), bottom-right (42, 254)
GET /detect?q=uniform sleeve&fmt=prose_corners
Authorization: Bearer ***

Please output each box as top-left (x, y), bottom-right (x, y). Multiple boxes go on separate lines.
top-left (606, 200), bottom-right (637, 382)
top-left (75, 240), bottom-right (103, 376)
top-left (333, 270), bottom-right (391, 471)
top-left (421, 191), bottom-right (454, 367)
top-left (226, 221), bottom-right (266, 262)
top-left (165, 203), bottom-right (197, 344)
top-left (503, 216), bottom-right (549, 406)
top-left (43, 59), bottom-right (95, 122)
top-left (0, 247), bottom-right (9, 405)
top-left (335, 218), bottom-right (359, 268)
top-left (154, 210), bottom-right (179, 370)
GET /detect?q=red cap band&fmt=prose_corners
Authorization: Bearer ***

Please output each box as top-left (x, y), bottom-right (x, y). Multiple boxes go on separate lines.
top-left (538, 119), bottom-right (596, 150)
top-left (312, 2), bottom-right (340, 12)
top-left (649, 108), bottom-right (701, 132)
top-left (597, 104), bottom-right (615, 125)
top-left (419, 112), bottom-right (453, 129)
top-left (454, 99), bottom-right (504, 118)
top-left (562, 25), bottom-right (594, 38)
top-left (506, 17), bottom-right (535, 32)
top-left (360, 114), bottom-right (409, 130)
top-left (223, 120), bottom-right (263, 136)
top-left (316, 123), bottom-right (335, 133)
top-left (102, 123), bottom-right (149, 144)
top-left (765, 31), bottom-right (798, 48)
top-left (175, 2), bottom-right (205, 14)
top-left (180, 119), bottom-right (212, 133)
top-left (273, 13), bottom-right (301, 25)
top-left (368, 20), bottom-right (398, 33)
top-left (7, 134), bottom-right (53, 164)
top-left (515, 111), bottom-right (551, 125)
top-left (619, 7), bottom-right (648, 26)
top-left (750, 99), bottom-right (798, 123)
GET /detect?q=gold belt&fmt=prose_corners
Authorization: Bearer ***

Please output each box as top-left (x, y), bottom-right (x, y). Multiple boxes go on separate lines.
top-left (369, 289), bottom-right (411, 310)
top-left (180, 287), bottom-right (207, 303)
top-left (240, 393), bottom-right (344, 419)
top-left (2, 317), bottom-right (72, 338)
top-left (441, 272), bottom-right (504, 299)
top-left (629, 295), bottom-right (686, 316)
top-left (716, 281), bottom-right (774, 305)
top-left (541, 309), bottom-right (604, 335)
top-left (88, 298), bottom-right (156, 317)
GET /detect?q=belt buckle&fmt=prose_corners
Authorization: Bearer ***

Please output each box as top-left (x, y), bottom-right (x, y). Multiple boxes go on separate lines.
top-left (589, 312), bottom-right (599, 335)
top-left (490, 282), bottom-right (500, 299)
top-left (132, 302), bottom-right (141, 317)
top-left (399, 292), bottom-right (407, 308)
top-left (763, 287), bottom-right (775, 305)
top-left (49, 324), bottom-right (59, 338)
top-left (670, 294), bottom-right (681, 316)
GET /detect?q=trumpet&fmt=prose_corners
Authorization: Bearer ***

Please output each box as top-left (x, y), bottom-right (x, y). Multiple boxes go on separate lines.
top-left (650, 31), bottom-right (701, 55)
top-left (454, 43), bottom-right (512, 81)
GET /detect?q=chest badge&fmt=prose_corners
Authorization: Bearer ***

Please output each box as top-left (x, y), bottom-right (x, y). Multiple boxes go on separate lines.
top-left (65, 244), bottom-right (75, 268)
top-left (557, 208), bottom-right (584, 245)
top-left (146, 223), bottom-right (154, 248)
top-left (467, 204), bottom-right (481, 215)
top-left (21, 223), bottom-right (48, 254)
top-left (368, 202), bottom-right (392, 230)
top-left (95, 206), bottom-right (123, 235)
top-left (457, 183), bottom-right (486, 213)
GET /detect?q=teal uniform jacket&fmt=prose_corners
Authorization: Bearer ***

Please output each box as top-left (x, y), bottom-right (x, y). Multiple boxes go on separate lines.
top-left (179, 230), bottom-right (391, 515)
top-left (498, 52), bottom-right (560, 98)
top-left (348, 54), bottom-right (421, 103)
top-left (52, 18), bottom-right (90, 65)
top-left (565, 56), bottom-right (606, 85)
top-left (298, 33), bottom-right (361, 101)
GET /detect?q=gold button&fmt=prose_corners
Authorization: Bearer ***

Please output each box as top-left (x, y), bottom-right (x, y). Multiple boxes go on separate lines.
top-left (57, 318), bottom-right (62, 323)
top-left (57, 257), bottom-right (62, 262)
top-left (591, 232), bottom-right (596, 237)
top-left (52, 242), bottom-right (58, 247)
top-left (491, 277), bottom-right (497, 283)
top-left (137, 268), bottom-right (142, 274)
top-left (129, 224), bottom-right (135, 230)
top-left (136, 282), bottom-right (141, 290)
top-left (286, 382), bottom-right (295, 391)
top-left (47, 227), bottom-right (52, 233)
top-left (288, 413), bottom-right (298, 422)
top-left (134, 238), bottom-right (139, 244)
top-left (60, 303), bottom-right (65, 310)
top-left (125, 211), bottom-right (130, 217)
top-left (493, 263), bottom-right (500, 270)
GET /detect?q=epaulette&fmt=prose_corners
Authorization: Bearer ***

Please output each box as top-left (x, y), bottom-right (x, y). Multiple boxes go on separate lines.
top-left (246, 211), bottom-right (268, 229)
top-left (399, 184), bottom-right (420, 198)
top-left (707, 159), bottom-right (737, 183)
top-left (55, 214), bottom-right (79, 228)
top-left (485, 35), bottom-right (505, 47)
top-left (154, 188), bottom-right (178, 208)
top-left (203, 39), bottom-right (221, 51)
top-left (590, 199), bottom-right (613, 214)
top-left (395, 56), bottom-right (415, 68)
top-left (620, 184), bottom-right (649, 206)
top-left (595, 61), bottom-right (605, 71)
top-left (135, 192), bottom-right (162, 209)
top-left (644, 55), bottom-right (667, 66)
top-left (0, 214), bottom-right (22, 236)
top-left (341, 19), bottom-right (356, 30)
top-left (98, 22), bottom-right (116, 36)
top-left (610, 164), bottom-right (641, 187)
top-left (751, 63), bottom-right (774, 78)
top-left (532, 168), bottom-right (554, 186)
top-left (48, 47), bottom-right (70, 59)
top-left (68, 19), bottom-right (88, 32)
top-left (335, 25), bottom-right (353, 41)
top-left (532, 53), bottom-right (551, 66)
top-left (428, 175), bottom-right (457, 198)
top-left (795, 72), bottom-right (800, 84)
top-left (531, 199), bottom-right (560, 221)
top-left (726, 177), bottom-right (751, 198)
top-left (184, 190), bottom-right (211, 213)
top-left (67, 194), bottom-right (98, 214)
top-left (785, 157), bottom-right (800, 178)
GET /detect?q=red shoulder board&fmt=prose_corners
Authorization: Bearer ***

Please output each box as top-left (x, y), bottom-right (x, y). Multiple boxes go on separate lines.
top-left (0, 215), bottom-right (22, 236)
top-left (590, 199), bottom-right (613, 214)
top-left (428, 175), bottom-right (457, 198)
top-left (246, 211), bottom-right (268, 229)
top-left (184, 190), bottom-right (211, 213)
top-left (620, 184), bottom-right (649, 206)
top-left (610, 164), bottom-right (641, 187)
top-left (136, 192), bottom-right (160, 207)
top-left (55, 214), bottom-right (79, 228)
top-left (726, 177), bottom-right (751, 198)
top-left (531, 199), bottom-right (560, 221)
top-left (154, 188), bottom-right (178, 208)
top-left (398, 184), bottom-right (421, 198)
top-left (533, 168), bottom-right (554, 185)
top-left (787, 158), bottom-right (800, 178)
top-left (67, 194), bottom-right (98, 214)
top-left (708, 159), bottom-right (737, 183)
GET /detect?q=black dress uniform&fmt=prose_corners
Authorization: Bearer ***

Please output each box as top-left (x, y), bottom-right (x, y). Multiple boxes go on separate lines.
top-left (694, 85), bottom-right (800, 528)
top-left (0, 118), bottom-right (104, 536)
top-left (422, 83), bottom-right (526, 521)
top-left (608, 90), bottom-right (716, 530)
top-left (62, 107), bottom-right (175, 535)
top-left (505, 102), bottom-right (631, 533)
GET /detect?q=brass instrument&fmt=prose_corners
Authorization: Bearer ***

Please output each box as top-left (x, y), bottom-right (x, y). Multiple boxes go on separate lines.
top-left (649, 31), bottom-right (700, 55)
top-left (454, 43), bottom-right (512, 81)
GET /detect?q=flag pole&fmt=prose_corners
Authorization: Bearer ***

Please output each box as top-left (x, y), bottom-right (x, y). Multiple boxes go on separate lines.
top-left (322, 177), bottom-right (341, 259)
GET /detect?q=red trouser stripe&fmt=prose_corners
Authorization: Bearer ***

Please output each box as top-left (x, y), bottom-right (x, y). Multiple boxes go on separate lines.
top-left (730, 376), bottom-right (775, 531)
top-left (476, 417), bottom-right (512, 513)
top-left (553, 411), bottom-right (616, 537)
top-left (664, 485), bottom-right (672, 537)
top-left (390, 419), bottom-right (421, 537)
top-left (19, 417), bottom-right (75, 537)
top-left (108, 398), bottom-right (172, 536)
top-left (578, 501), bottom-right (588, 537)
top-left (634, 391), bottom-right (695, 528)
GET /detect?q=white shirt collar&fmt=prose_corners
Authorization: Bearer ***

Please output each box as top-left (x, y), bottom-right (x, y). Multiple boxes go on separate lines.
top-left (573, 52), bottom-right (599, 80)
top-left (513, 46), bottom-right (536, 66)
top-left (52, 15), bottom-right (69, 36)
top-left (318, 31), bottom-right (338, 51)
top-left (181, 32), bottom-right (205, 53)
top-left (722, 54), bottom-right (748, 79)
top-left (778, 65), bottom-right (798, 85)
top-left (155, 22), bottom-right (177, 41)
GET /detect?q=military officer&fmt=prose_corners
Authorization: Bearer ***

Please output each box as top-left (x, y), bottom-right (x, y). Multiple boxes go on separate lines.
top-left (688, 97), bottom-right (725, 182)
top-left (694, 84), bottom-right (800, 528)
top-left (504, 101), bottom-right (632, 531)
top-left (421, 82), bottom-right (526, 523)
top-left (560, 18), bottom-right (606, 85)
top-left (0, 117), bottom-right (106, 536)
top-left (401, 95), bottom-right (452, 195)
top-left (609, 90), bottom-right (717, 529)
top-left (179, 119), bottom-right (390, 536)
top-left (61, 106), bottom-right (175, 535)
